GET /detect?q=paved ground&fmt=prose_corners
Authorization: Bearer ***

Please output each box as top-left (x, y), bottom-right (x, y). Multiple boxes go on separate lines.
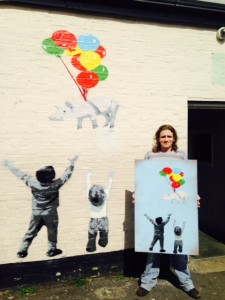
top-left (0, 256), bottom-right (225, 300)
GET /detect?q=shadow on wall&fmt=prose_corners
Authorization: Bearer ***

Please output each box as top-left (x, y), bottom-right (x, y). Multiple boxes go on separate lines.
top-left (123, 190), bottom-right (147, 277)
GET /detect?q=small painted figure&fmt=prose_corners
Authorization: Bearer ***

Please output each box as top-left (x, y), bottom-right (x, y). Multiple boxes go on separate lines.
top-left (144, 213), bottom-right (172, 252)
top-left (173, 220), bottom-right (185, 254)
top-left (86, 171), bottom-right (113, 252)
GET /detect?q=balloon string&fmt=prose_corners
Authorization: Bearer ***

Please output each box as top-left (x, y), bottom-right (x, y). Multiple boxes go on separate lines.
top-left (59, 57), bottom-right (87, 101)
top-left (82, 87), bottom-right (88, 100)
top-left (165, 177), bottom-right (175, 192)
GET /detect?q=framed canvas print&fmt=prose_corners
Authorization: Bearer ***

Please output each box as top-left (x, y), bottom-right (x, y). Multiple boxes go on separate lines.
top-left (135, 159), bottom-right (199, 255)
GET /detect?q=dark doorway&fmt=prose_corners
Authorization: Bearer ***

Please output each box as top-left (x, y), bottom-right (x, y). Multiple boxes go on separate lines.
top-left (188, 101), bottom-right (225, 244)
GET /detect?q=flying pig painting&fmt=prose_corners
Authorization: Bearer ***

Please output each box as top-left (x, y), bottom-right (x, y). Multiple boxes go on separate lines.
top-left (42, 30), bottom-right (119, 130)
top-left (135, 159), bottom-right (199, 255)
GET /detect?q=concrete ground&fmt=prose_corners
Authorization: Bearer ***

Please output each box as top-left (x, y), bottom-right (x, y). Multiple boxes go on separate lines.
top-left (0, 231), bottom-right (225, 300)
top-left (0, 259), bottom-right (225, 300)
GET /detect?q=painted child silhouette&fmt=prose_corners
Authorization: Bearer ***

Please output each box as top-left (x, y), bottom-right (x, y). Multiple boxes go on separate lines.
top-left (144, 213), bottom-right (171, 252)
top-left (86, 171), bottom-right (113, 252)
top-left (3, 156), bottom-right (78, 258)
top-left (173, 220), bottom-right (185, 254)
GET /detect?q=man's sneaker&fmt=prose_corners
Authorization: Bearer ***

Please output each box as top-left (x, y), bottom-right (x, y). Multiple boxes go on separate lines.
top-left (17, 250), bottom-right (28, 258)
top-left (136, 286), bottom-right (149, 297)
top-left (46, 248), bottom-right (62, 257)
top-left (186, 288), bottom-right (201, 299)
top-left (160, 249), bottom-right (166, 252)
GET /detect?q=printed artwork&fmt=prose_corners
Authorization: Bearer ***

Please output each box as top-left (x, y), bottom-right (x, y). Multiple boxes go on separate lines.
top-left (42, 30), bottom-right (119, 129)
top-left (135, 159), bottom-right (199, 255)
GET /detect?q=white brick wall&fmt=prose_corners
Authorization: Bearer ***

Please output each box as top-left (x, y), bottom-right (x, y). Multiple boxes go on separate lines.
top-left (1, 6), bottom-right (225, 264)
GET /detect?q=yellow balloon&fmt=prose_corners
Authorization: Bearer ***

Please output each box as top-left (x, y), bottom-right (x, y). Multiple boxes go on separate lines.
top-left (173, 174), bottom-right (182, 182)
top-left (80, 51), bottom-right (101, 70)
top-left (65, 46), bottom-right (83, 57)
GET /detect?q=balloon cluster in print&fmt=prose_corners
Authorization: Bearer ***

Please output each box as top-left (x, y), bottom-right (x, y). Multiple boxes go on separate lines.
top-left (42, 30), bottom-right (108, 93)
top-left (159, 167), bottom-right (185, 192)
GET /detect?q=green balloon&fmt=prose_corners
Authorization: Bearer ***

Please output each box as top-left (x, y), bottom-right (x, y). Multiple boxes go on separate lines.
top-left (92, 65), bottom-right (109, 81)
top-left (159, 171), bottom-right (166, 176)
top-left (179, 179), bottom-right (185, 185)
top-left (42, 38), bottom-right (64, 57)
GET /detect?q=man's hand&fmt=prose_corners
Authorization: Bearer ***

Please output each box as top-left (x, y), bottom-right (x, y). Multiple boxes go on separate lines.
top-left (132, 191), bottom-right (135, 204)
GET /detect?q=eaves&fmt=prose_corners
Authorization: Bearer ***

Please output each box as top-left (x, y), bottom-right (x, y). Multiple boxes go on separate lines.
top-left (0, 0), bottom-right (225, 28)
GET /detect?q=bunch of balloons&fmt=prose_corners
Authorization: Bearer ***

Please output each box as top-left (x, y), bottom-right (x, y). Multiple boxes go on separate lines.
top-left (42, 30), bottom-right (108, 100)
top-left (159, 167), bottom-right (185, 192)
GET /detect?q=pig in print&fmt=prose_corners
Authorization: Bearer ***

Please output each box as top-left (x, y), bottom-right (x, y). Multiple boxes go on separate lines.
top-left (50, 98), bottom-right (119, 129)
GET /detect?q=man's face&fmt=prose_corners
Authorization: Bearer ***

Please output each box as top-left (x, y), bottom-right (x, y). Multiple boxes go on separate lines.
top-left (159, 129), bottom-right (174, 152)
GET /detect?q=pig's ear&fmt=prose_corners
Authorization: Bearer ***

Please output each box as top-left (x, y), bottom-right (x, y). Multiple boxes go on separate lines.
top-left (65, 101), bottom-right (74, 110)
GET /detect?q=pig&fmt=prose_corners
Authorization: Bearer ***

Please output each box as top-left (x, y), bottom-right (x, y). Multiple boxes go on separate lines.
top-left (49, 99), bottom-right (119, 129)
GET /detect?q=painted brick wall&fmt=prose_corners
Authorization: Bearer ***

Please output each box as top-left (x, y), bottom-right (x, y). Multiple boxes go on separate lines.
top-left (1, 5), bottom-right (225, 266)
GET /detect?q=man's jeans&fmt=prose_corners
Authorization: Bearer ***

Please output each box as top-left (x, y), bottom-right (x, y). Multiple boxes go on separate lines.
top-left (140, 253), bottom-right (194, 292)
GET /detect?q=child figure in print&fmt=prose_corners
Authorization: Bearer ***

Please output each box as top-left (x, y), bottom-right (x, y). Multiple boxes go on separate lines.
top-left (144, 213), bottom-right (172, 252)
top-left (86, 171), bottom-right (113, 252)
top-left (173, 220), bottom-right (185, 254)
top-left (3, 156), bottom-right (78, 258)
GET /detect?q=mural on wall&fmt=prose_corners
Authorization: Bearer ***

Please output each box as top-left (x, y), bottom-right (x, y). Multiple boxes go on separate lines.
top-left (135, 159), bottom-right (199, 255)
top-left (212, 53), bottom-right (225, 86)
top-left (1, 30), bottom-right (117, 260)
top-left (86, 171), bottom-right (113, 252)
top-left (42, 30), bottom-right (119, 129)
top-left (2, 156), bottom-right (79, 258)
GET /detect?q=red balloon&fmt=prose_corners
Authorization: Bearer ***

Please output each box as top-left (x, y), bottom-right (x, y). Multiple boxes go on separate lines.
top-left (71, 55), bottom-right (86, 71)
top-left (77, 71), bottom-right (99, 88)
top-left (163, 167), bottom-right (172, 175)
top-left (172, 182), bottom-right (181, 189)
top-left (52, 30), bottom-right (77, 51)
top-left (96, 45), bottom-right (106, 58)
top-left (180, 172), bottom-right (184, 177)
